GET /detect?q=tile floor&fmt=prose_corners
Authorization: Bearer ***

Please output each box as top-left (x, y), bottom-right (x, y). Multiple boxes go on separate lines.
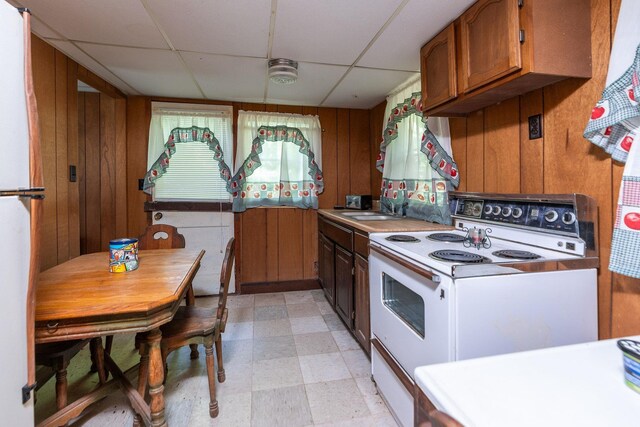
top-left (34, 289), bottom-right (398, 426)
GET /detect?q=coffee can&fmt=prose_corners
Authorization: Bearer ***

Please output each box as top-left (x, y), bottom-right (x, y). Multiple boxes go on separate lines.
top-left (109, 238), bottom-right (139, 273)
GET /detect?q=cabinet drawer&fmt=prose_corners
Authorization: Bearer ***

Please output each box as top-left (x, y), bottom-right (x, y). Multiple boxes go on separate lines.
top-left (354, 232), bottom-right (369, 258)
top-left (319, 216), bottom-right (353, 252)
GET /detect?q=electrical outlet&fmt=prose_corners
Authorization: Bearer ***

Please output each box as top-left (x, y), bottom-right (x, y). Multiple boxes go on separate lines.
top-left (528, 114), bottom-right (543, 139)
top-left (313, 261), bottom-right (319, 273)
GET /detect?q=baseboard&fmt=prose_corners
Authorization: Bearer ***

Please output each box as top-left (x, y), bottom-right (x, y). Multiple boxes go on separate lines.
top-left (239, 279), bottom-right (320, 294)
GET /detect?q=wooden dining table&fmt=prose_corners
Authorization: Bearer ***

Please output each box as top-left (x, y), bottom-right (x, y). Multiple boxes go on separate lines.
top-left (35, 248), bottom-right (205, 427)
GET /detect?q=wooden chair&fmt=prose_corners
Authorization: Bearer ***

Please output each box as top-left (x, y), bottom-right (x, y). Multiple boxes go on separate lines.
top-left (35, 338), bottom-right (107, 410)
top-left (429, 410), bottom-right (464, 427)
top-left (142, 237), bottom-right (234, 418)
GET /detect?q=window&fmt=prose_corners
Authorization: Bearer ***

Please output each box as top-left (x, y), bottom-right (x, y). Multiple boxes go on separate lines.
top-left (144, 102), bottom-right (233, 202)
top-left (230, 111), bottom-right (323, 212)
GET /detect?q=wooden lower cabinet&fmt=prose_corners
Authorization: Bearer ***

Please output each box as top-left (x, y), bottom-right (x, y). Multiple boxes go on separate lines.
top-left (318, 216), bottom-right (371, 356)
top-left (318, 233), bottom-right (335, 305)
top-left (334, 245), bottom-right (354, 329)
top-left (354, 254), bottom-right (370, 354)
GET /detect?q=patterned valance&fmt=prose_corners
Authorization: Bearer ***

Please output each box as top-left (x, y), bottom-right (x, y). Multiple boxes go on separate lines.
top-left (143, 126), bottom-right (231, 194)
top-left (229, 125), bottom-right (324, 212)
top-left (376, 91), bottom-right (459, 187)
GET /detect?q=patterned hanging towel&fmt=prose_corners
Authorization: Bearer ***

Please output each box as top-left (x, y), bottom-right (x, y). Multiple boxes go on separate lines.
top-left (584, 0), bottom-right (640, 278)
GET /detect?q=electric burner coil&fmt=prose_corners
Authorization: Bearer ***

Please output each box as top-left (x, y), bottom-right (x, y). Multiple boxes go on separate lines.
top-left (429, 249), bottom-right (492, 264)
top-left (492, 250), bottom-right (541, 260)
top-left (385, 235), bottom-right (421, 243)
top-left (426, 233), bottom-right (465, 243)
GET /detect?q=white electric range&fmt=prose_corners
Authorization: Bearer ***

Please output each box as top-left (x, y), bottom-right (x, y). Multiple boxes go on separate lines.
top-left (368, 192), bottom-right (599, 427)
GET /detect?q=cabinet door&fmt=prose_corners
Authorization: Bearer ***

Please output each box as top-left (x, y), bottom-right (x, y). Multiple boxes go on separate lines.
top-left (460, 0), bottom-right (521, 93)
top-left (334, 245), bottom-right (354, 329)
top-left (354, 254), bottom-right (370, 355)
top-left (420, 23), bottom-right (457, 111)
top-left (319, 234), bottom-right (335, 306)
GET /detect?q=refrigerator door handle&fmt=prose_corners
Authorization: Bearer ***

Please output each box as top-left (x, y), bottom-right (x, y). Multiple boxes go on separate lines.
top-left (0, 187), bottom-right (45, 198)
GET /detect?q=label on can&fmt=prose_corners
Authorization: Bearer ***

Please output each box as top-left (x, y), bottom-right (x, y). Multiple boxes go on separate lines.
top-left (109, 238), bottom-right (139, 273)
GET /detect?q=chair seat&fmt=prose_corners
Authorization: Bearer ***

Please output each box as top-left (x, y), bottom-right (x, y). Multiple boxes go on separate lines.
top-left (160, 306), bottom-right (218, 340)
top-left (35, 340), bottom-right (87, 364)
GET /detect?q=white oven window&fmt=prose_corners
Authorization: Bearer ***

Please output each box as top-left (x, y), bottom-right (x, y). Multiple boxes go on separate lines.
top-left (382, 273), bottom-right (425, 338)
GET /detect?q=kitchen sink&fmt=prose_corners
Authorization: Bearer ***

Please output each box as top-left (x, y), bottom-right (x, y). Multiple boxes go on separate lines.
top-left (350, 215), bottom-right (400, 221)
top-left (340, 211), bottom-right (381, 216)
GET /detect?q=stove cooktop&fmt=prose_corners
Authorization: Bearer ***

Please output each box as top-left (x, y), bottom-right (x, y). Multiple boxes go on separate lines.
top-left (369, 228), bottom-right (586, 278)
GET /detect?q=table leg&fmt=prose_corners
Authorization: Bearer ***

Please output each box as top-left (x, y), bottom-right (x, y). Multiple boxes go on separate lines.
top-left (133, 341), bottom-right (150, 427)
top-left (146, 328), bottom-right (167, 427)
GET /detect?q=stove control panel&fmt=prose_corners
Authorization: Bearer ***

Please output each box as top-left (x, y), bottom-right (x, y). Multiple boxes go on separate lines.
top-left (451, 198), bottom-right (579, 234)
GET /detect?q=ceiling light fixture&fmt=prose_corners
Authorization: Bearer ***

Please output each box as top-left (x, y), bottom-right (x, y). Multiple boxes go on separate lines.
top-left (268, 58), bottom-right (298, 85)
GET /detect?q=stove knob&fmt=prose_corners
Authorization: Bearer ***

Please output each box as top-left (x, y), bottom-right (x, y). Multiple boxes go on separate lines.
top-left (484, 205), bottom-right (492, 215)
top-left (512, 207), bottom-right (523, 219)
top-left (492, 206), bottom-right (501, 215)
top-left (501, 207), bottom-right (512, 217)
top-left (544, 210), bottom-right (559, 223)
top-left (562, 212), bottom-right (576, 225)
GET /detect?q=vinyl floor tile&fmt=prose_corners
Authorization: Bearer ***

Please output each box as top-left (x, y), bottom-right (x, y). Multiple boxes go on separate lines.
top-left (251, 384), bottom-right (313, 427)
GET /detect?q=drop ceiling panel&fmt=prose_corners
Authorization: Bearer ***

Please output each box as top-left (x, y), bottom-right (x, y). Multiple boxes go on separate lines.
top-left (323, 68), bottom-right (417, 109)
top-left (30, 16), bottom-right (61, 39)
top-left (18, 0), bottom-right (168, 48)
top-left (272, 0), bottom-right (404, 65)
top-left (45, 39), bottom-right (138, 94)
top-left (267, 63), bottom-right (348, 106)
top-left (358, 0), bottom-right (475, 71)
top-left (149, 0), bottom-right (271, 57)
top-left (182, 52), bottom-right (266, 103)
top-left (78, 43), bottom-right (202, 99)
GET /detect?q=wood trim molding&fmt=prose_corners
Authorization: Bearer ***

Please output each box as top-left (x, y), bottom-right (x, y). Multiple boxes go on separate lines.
top-left (239, 279), bottom-right (320, 295)
top-left (144, 201), bottom-right (232, 212)
top-left (371, 337), bottom-right (414, 394)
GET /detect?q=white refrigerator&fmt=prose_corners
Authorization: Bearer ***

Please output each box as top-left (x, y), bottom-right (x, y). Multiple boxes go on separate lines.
top-left (0, 2), bottom-right (42, 425)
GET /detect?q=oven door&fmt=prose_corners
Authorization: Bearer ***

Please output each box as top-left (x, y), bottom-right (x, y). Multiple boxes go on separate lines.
top-left (369, 245), bottom-right (455, 378)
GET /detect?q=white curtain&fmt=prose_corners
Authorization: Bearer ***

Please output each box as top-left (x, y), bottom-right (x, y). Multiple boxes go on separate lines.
top-left (382, 79), bottom-right (452, 183)
top-left (378, 78), bottom-right (455, 224)
top-left (230, 111), bottom-right (323, 212)
top-left (147, 102), bottom-right (233, 170)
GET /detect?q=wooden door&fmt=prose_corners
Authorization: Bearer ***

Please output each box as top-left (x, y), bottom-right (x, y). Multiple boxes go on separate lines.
top-left (319, 233), bottom-right (336, 306)
top-left (334, 245), bottom-right (354, 329)
top-left (354, 254), bottom-right (370, 355)
top-left (421, 23), bottom-right (457, 111)
top-left (460, 0), bottom-right (521, 93)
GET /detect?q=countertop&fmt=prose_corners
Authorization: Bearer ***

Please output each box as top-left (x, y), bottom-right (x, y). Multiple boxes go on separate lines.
top-left (414, 336), bottom-right (640, 427)
top-left (318, 209), bottom-right (453, 234)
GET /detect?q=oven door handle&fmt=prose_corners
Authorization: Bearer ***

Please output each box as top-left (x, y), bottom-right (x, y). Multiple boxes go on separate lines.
top-left (370, 244), bottom-right (440, 282)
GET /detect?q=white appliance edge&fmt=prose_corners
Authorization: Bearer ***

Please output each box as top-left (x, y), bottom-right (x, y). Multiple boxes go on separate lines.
top-left (0, 1), bottom-right (35, 424)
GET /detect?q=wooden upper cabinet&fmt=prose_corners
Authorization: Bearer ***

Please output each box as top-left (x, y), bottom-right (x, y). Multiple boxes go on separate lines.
top-left (421, 0), bottom-right (591, 116)
top-left (460, 0), bottom-right (521, 93)
top-left (420, 23), bottom-right (457, 110)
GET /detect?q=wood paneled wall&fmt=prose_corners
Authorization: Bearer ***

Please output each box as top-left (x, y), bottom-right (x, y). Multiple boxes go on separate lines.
top-left (77, 92), bottom-right (127, 253)
top-left (125, 99), bottom-right (372, 289)
top-left (447, 0), bottom-right (639, 339)
top-left (31, 36), bottom-right (79, 270)
top-left (31, 35), bottom-right (127, 269)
